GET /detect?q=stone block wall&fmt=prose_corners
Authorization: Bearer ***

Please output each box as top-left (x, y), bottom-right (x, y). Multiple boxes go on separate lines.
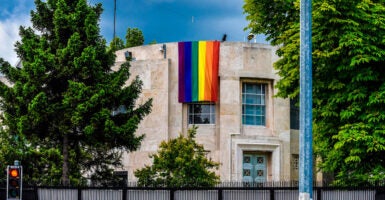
top-left (114, 42), bottom-right (297, 182)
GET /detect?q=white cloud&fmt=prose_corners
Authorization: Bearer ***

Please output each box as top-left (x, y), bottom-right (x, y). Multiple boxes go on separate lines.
top-left (0, 2), bottom-right (32, 66)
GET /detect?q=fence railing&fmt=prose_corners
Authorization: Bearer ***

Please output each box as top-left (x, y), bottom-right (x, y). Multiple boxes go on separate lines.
top-left (2, 185), bottom-right (385, 200)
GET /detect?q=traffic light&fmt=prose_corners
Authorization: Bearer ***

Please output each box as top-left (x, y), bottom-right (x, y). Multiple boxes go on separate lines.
top-left (7, 165), bottom-right (22, 200)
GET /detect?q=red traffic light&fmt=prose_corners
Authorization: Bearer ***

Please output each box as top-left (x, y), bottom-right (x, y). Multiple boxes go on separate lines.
top-left (9, 169), bottom-right (19, 178)
top-left (7, 165), bottom-right (22, 200)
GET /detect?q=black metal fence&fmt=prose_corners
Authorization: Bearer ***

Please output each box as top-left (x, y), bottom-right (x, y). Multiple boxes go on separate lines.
top-left (1, 185), bottom-right (385, 200)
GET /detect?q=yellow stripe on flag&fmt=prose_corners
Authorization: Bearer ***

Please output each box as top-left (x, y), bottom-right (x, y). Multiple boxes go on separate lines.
top-left (198, 41), bottom-right (206, 101)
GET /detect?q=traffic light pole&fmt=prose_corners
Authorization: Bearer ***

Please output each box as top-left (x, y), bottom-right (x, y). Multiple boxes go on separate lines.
top-left (299, 0), bottom-right (313, 199)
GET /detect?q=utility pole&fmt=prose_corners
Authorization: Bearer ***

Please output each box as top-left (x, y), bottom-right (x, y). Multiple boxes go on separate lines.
top-left (299, 0), bottom-right (313, 199)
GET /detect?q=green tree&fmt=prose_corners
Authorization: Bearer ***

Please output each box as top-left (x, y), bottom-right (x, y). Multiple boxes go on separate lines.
top-left (0, 0), bottom-right (152, 185)
top-left (244, 0), bottom-right (385, 184)
top-left (108, 37), bottom-right (125, 51)
top-left (134, 126), bottom-right (220, 187)
top-left (0, 128), bottom-right (66, 185)
top-left (108, 27), bottom-right (145, 51)
top-left (125, 27), bottom-right (144, 48)
top-left (149, 40), bottom-right (157, 45)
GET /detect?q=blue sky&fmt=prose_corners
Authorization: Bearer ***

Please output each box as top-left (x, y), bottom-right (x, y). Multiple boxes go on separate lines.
top-left (0, 0), bottom-right (266, 65)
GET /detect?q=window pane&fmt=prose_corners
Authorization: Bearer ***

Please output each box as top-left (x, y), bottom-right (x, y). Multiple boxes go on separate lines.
top-left (244, 83), bottom-right (253, 93)
top-left (243, 115), bottom-right (255, 125)
top-left (244, 94), bottom-right (257, 104)
top-left (255, 106), bottom-right (263, 116)
top-left (194, 115), bottom-right (203, 124)
top-left (261, 107), bottom-right (265, 115)
top-left (244, 105), bottom-right (253, 115)
top-left (189, 115), bottom-right (194, 124)
top-left (210, 114), bottom-right (215, 124)
top-left (201, 105), bottom-right (211, 114)
top-left (256, 95), bottom-right (261, 104)
top-left (200, 114), bottom-right (210, 124)
top-left (192, 104), bottom-right (201, 113)
top-left (255, 116), bottom-right (262, 125)
top-left (255, 85), bottom-right (262, 94)
top-left (244, 105), bottom-right (264, 116)
top-left (188, 105), bottom-right (193, 114)
top-left (244, 84), bottom-right (262, 94)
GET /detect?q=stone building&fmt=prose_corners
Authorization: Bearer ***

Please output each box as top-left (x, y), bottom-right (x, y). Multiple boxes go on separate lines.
top-left (113, 41), bottom-right (300, 182)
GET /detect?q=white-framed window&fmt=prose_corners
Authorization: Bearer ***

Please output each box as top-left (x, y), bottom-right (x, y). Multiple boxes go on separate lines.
top-left (242, 82), bottom-right (266, 126)
top-left (188, 103), bottom-right (215, 124)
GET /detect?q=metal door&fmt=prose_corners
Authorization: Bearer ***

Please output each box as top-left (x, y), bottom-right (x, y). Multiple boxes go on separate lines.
top-left (254, 155), bottom-right (267, 182)
top-left (242, 154), bottom-right (267, 183)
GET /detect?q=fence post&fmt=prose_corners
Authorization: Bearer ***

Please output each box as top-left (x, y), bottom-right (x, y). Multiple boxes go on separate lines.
top-left (122, 188), bottom-right (127, 200)
top-left (316, 188), bottom-right (322, 200)
top-left (34, 186), bottom-right (39, 200)
top-left (170, 189), bottom-right (175, 200)
top-left (218, 189), bottom-right (223, 200)
top-left (270, 189), bottom-right (274, 200)
top-left (78, 188), bottom-right (82, 200)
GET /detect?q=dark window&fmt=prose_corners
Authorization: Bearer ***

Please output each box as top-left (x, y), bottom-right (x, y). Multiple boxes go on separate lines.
top-left (188, 103), bottom-right (215, 124)
top-left (290, 99), bottom-right (299, 130)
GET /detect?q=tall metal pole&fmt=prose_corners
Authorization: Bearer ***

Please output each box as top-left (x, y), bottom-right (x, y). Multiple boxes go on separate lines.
top-left (299, 0), bottom-right (313, 199)
top-left (113, 0), bottom-right (116, 40)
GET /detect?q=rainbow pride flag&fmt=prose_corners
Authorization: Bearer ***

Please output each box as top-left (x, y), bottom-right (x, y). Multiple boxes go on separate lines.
top-left (178, 41), bottom-right (220, 103)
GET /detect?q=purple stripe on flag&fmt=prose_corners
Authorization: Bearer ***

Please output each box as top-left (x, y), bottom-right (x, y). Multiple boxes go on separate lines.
top-left (184, 42), bottom-right (192, 102)
top-left (178, 42), bottom-right (185, 102)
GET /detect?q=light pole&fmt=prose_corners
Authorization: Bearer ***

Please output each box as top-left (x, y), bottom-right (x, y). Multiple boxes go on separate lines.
top-left (113, 0), bottom-right (116, 40)
top-left (299, 0), bottom-right (313, 199)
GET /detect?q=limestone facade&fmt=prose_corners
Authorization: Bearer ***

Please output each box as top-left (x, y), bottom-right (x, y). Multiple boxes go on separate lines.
top-left (114, 42), bottom-right (299, 182)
